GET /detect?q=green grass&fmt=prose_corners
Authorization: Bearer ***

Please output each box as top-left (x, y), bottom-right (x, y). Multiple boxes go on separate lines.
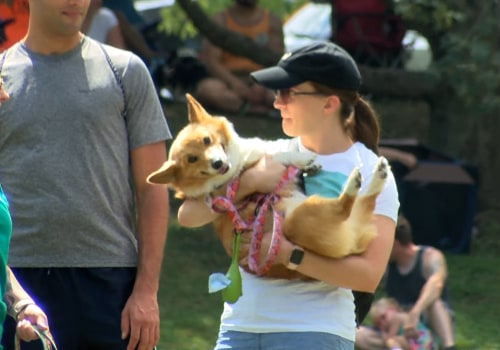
top-left (157, 101), bottom-right (500, 350)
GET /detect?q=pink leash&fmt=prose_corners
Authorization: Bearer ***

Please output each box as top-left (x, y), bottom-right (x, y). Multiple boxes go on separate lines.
top-left (211, 165), bottom-right (300, 275)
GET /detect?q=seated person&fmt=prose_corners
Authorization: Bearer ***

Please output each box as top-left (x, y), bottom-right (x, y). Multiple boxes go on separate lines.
top-left (369, 297), bottom-right (435, 350)
top-left (356, 214), bottom-right (456, 350)
top-left (82, 0), bottom-right (126, 48)
top-left (195, 0), bottom-right (284, 115)
top-left (0, 0), bottom-right (29, 51)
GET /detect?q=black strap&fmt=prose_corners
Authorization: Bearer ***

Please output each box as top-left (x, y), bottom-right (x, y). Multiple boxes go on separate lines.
top-left (98, 43), bottom-right (127, 120)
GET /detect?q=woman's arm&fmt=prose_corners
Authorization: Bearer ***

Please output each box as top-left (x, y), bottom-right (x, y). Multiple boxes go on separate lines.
top-left (274, 214), bottom-right (396, 292)
top-left (178, 155), bottom-right (287, 227)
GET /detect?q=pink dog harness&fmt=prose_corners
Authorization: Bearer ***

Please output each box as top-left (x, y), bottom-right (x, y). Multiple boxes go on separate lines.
top-left (211, 165), bottom-right (300, 275)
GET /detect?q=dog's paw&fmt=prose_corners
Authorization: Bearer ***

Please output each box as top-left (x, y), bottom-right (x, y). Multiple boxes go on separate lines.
top-left (364, 157), bottom-right (389, 196)
top-left (272, 152), bottom-right (316, 169)
top-left (344, 167), bottom-right (362, 196)
top-left (303, 162), bottom-right (322, 177)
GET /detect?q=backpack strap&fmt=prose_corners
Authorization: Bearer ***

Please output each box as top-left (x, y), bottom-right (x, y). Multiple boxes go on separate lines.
top-left (97, 43), bottom-right (127, 120)
top-left (0, 49), bottom-right (8, 83)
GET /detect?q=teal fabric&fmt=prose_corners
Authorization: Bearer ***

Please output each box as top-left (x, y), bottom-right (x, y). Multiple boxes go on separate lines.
top-left (304, 170), bottom-right (347, 198)
top-left (0, 185), bottom-right (12, 346)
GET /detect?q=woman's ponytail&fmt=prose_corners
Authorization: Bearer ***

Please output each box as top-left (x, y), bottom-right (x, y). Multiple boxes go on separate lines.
top-left (311, 82), bottom-right (380, 154)
top-left (352, 98), bottom-right (380, 154)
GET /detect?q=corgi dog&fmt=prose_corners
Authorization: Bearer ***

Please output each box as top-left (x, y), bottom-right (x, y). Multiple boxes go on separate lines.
top-left (148, 94), bottom-right (388, 280)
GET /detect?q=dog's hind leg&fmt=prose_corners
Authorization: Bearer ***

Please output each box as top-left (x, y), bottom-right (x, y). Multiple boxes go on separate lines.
top-left (347, 157), bottom-right (390, 253)
top-left (282, 167), bottom-right (364, 258)
top-left (351, 157), bottom-right (389, 221)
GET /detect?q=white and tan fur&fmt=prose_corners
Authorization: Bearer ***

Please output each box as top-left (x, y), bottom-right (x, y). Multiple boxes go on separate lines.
top-left (148, 94), bottom-right (388, 279)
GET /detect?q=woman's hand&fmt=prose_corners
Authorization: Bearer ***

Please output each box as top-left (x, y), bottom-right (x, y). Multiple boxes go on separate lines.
top-left (16, 304), bottom-right (50, 342)
top-left (238, 229), bottom-right (294, 268)
top-left (240, 155), bottom-right (287, 195)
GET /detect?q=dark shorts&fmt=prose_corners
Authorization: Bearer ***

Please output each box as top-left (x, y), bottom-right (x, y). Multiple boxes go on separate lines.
top-left (2, 267), bottom-right (136, 350)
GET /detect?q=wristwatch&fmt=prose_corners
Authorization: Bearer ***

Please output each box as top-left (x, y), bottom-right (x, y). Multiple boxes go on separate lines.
top-left (287, 246), bottom-right (305, 270)
top-left (8, 298), bottom-right (35, 320)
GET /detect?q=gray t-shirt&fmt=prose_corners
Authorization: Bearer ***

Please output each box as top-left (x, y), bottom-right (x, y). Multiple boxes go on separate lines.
top-left (0, 37), bottom-right (171, 267)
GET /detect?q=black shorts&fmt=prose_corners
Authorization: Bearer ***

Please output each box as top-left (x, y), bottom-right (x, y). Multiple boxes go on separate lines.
top-left (2, 267), bottom-right (136, 350)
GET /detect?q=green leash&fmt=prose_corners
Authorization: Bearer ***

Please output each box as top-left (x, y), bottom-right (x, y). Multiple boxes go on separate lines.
top-left (15, 324), bottom-right (58, 350)
top-left (221, 232), bottom-right (243, 303)
top-left (208, 232), bottom-right (243, 303)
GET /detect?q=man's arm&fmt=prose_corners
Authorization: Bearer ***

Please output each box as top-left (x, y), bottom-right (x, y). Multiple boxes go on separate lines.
top-left (413, 248), bottom-right (447, 315)
top-left (121, 141), bottom-right (169, 350)
top-left (405, 248), bottom-right (447, 338)
top-left (178, 155), bottom-right (288, 227)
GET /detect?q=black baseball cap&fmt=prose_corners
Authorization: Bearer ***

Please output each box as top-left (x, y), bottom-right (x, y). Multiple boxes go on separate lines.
top-left (251, 42), bottom-right (361, 91)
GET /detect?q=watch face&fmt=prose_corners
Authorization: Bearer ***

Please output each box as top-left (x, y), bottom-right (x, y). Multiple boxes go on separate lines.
top-left (290, 248), bottom-right (305, 265)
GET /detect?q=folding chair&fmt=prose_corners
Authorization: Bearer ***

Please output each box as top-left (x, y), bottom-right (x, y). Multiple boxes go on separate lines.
top-left (330, 0), bottom-right (406, 68)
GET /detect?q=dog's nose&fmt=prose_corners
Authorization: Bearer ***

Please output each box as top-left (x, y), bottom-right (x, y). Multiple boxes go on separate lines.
top-left (212, 160), bottom-right (224, 170)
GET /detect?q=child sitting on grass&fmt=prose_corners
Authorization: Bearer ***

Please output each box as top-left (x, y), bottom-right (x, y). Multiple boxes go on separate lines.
top-left (369, 297), bottom-right (436, 350)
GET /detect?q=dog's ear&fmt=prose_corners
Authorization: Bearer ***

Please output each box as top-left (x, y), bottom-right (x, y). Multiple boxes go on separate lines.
top-left (147, 160), bottom-right (178, 185)
top-left (185, 93), bottom-right (212, 124)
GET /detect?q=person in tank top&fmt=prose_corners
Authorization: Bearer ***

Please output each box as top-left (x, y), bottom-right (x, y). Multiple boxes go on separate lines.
top-left (356, 214), bottom-right (456, 350)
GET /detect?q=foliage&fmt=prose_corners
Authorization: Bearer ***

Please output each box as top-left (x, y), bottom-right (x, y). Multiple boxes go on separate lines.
top-left (157, 0), bottom-right (308, 40)
top-left (394, 0), bottom-right (464, 32)
top-left (394, 1), bottom-right (500, 112)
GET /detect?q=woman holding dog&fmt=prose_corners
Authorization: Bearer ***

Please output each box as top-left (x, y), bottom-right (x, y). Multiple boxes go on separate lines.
top-left (179, 42), bottom-right (399, 350)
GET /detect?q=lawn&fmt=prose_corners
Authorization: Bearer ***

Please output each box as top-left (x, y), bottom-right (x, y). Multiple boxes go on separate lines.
top-left (157, 101), bottom-right (500, 350)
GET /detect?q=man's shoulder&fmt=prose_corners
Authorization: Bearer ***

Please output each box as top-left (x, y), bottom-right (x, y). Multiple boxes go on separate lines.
top-left (420, 245), bottom-right (446, 270)
top-left (87, 40), bottom-right (133, 61)
top-left (85, 39), bottom-right (146, 73)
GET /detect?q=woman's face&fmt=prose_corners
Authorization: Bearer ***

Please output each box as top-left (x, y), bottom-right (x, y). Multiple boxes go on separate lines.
top-left (273, 82), bottom-right (330, 138)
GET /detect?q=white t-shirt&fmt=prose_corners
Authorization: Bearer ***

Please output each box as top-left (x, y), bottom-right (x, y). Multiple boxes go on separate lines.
top-left (87, 7), bottom-right (118, 44)
top-left (219, 139), bottom-right (400, 341)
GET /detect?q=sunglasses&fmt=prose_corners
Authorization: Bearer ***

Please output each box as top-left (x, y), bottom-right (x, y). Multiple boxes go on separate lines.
top-left (274, 89), bottom-right (326, 103)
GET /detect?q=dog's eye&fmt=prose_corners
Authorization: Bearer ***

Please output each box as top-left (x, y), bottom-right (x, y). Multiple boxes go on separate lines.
top-left (187, 155), bottom-right (198, 163)
top-left (203, 137), bottom-right (211, 146)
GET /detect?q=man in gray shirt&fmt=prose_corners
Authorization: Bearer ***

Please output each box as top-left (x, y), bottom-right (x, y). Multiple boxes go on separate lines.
top-left (0, 1), bottom-right (171, 349)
